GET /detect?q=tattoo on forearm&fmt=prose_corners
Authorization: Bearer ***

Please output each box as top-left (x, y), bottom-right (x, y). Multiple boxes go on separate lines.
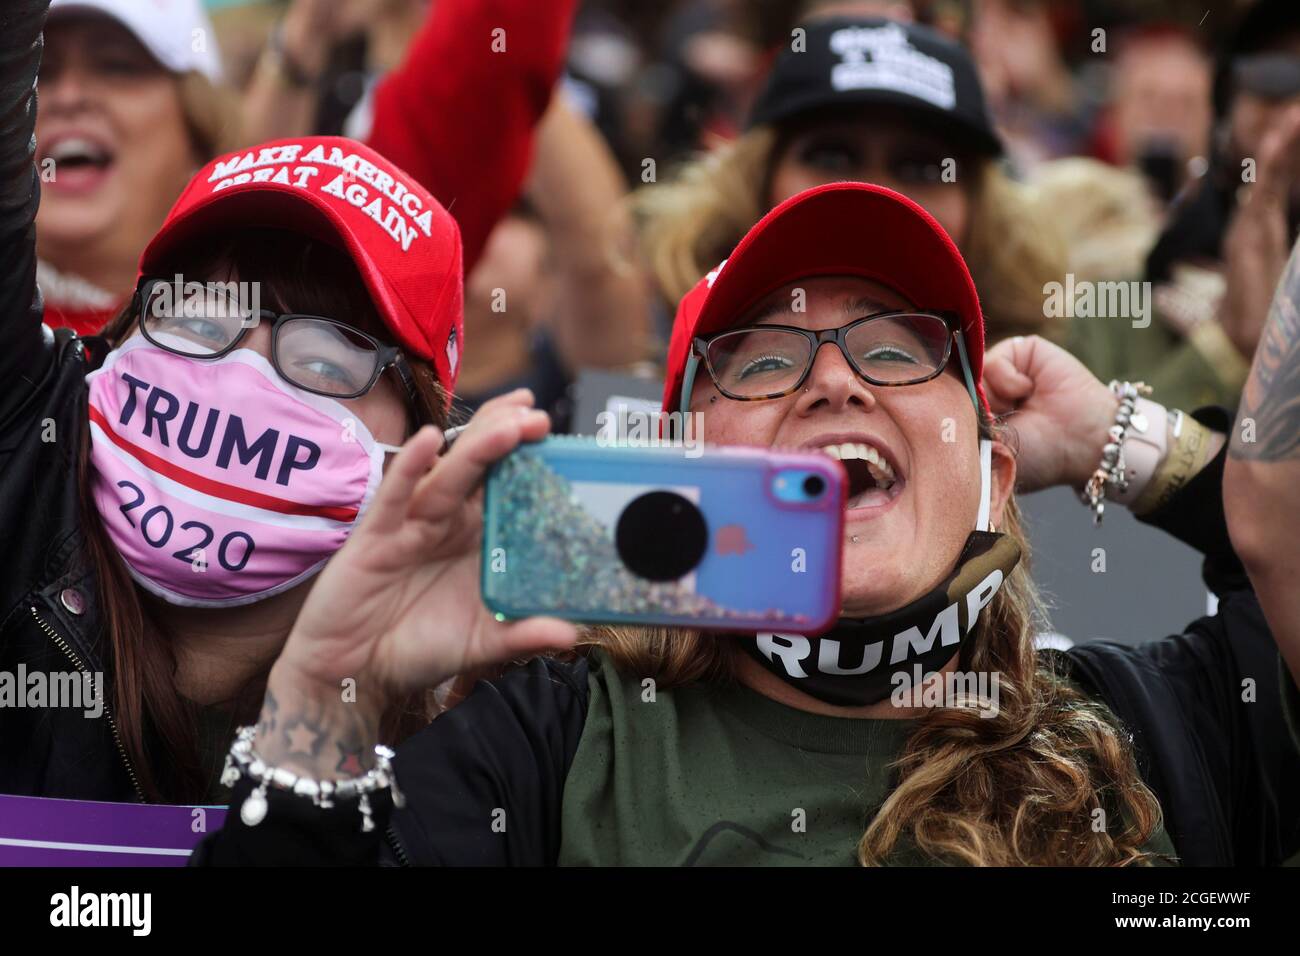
top-left (253, 686), bottom-right (379, 777)
top-left (1233, 240), bottom-right (1300, 461)
top-left (284, 719), bottom-right (323, 759)
top-left (336, 743), bottom-right (368, 776)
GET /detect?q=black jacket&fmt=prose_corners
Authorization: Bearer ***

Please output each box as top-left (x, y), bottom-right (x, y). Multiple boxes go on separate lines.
top-left (0, 0), bottom-right (142, 802)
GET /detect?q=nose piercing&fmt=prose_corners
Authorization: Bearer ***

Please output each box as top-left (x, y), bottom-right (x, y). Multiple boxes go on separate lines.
top-left (851, 535), bottom-right (860, 543)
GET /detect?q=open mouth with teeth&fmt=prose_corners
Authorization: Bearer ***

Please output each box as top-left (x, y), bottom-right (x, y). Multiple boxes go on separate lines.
top-left (41, 135), bottom-right (116, 192)
top-left (49, 137), bottom-right (113, 170)
top-left (821, 442), bottom-right (903, 511)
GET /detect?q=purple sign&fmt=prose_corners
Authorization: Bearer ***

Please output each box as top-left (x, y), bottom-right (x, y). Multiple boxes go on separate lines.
top-left (0, 794), bottom-right (226, 867)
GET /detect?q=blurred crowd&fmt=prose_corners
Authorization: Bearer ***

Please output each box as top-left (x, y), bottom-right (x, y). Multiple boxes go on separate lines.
top-left (37, 0), bottom-right (1300, 423)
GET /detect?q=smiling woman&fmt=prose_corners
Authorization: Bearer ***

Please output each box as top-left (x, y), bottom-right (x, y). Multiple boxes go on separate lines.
top-left (192, 183), bottom-right (1300, 868)
top-left (690, 279), bottom-right (939, 517)
top-left (35, 0), bottom-right (238, 335)
top-left (686, 275), bottom-right (979, 615)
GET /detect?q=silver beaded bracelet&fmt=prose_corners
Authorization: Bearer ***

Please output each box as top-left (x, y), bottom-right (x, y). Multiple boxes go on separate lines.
top-left (221, 725), bottom-right (405, 833)
top-left (1080, 380), bottom-right (1152, 525)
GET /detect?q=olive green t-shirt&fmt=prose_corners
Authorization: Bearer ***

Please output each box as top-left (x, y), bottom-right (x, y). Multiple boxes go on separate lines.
top-left (557, 650), bottom-right (1176, 865)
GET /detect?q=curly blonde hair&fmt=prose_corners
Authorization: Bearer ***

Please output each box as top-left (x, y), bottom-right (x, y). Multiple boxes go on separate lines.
top-left (580, 419), bottom-right (1164, 866)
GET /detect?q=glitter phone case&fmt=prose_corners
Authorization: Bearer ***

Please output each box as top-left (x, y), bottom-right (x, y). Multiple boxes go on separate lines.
top-left (481, 437), bottom-right (845, 634)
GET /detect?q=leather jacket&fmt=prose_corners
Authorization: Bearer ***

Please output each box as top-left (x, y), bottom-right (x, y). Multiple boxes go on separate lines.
top-left (0, 0), bottom-right (141, 801)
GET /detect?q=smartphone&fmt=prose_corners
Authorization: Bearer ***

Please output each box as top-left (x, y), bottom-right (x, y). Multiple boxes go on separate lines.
top-left (481, 437), bottom-right (845, 633)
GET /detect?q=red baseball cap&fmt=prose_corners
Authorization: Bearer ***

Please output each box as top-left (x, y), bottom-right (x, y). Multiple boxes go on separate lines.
top-left (139, 137), bottom-right (464, 402)
top-left (661, 182), bottom-right (989, 415)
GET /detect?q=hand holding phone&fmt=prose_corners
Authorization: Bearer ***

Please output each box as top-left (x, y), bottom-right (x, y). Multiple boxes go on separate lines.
top-left (481, 437), bottom-right (846, 633)
top-left (272, 391), bottom-right (578, 714)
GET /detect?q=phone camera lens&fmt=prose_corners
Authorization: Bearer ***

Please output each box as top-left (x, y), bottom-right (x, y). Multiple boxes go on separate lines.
top-left (803, 475), bottom-right (825, 498)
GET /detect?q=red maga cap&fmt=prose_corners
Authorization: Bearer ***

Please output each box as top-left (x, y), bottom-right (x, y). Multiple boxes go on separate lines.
top-left (140, 137), bottom-right (464, 402)
top-left (661, 181), bottom-right (988, 415)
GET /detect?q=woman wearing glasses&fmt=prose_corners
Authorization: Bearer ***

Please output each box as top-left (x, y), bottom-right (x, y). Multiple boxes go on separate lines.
top-left (1, 0), bottom-right (535, 805)
top-left (197, 181), bottom-right (1299, 866)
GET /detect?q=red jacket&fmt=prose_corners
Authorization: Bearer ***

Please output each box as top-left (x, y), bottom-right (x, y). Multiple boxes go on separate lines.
top-left (367, 0), bottom-right (576, 270)
top-left (42, 301), bottom-right (117, 337)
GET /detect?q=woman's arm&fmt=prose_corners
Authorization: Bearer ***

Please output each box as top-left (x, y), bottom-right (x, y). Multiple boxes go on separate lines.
top-left (239, 0), bottom-right (351, 145)
top-left (987, 333), bottom-right (1239, 569)
top-left (194, 391), bottom-right (581, 865)
top-left (523, 93), bottom-right (652, 372)
top-left (195, 655), bottom-right (589, 867)
top-left (365, 0), bottom-right (578, 274)
top-left (0, 0), bottom-right (51, 430)
top-left (981, 334), bottom-right (1226, 501)
top-left (1224, 237), bottom-right (1300, 689)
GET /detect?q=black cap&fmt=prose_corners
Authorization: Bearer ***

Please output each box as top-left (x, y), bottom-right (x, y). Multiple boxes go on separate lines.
top-left (747, 17), bottom-right (1002, 156)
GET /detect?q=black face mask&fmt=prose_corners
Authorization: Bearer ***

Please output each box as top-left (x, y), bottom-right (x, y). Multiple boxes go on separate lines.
top-left (742, 531), bottom-right (1021, 707)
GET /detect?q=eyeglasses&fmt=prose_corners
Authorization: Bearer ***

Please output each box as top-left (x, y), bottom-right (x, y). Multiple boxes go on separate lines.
top-left (135, 276), bottom-right (430, 425)
top-left (693, 311), bottom-right (957, 403)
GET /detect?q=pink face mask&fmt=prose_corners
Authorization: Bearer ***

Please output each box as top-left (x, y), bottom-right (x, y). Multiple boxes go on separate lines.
top-left (85, 335), bottom-right (399, 607)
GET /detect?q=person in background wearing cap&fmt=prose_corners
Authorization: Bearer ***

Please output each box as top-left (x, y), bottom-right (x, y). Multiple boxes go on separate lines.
top-left (193, 179), bottom-right (1298, 866)
top-left (636, 14), bottom-right (1068, 350)
top-left (2, 0), bottom-right (529, 805)
top-left (34, 0), bottom-right (239, 336)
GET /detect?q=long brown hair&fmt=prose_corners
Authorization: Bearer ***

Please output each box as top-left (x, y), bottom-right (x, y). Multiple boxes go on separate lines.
top-left (581, 416), bottom-right (1164, 866)
top-left (78, 229), bottom-right (448, 802)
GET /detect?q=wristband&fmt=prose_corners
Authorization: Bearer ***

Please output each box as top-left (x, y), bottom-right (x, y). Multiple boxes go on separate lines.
top-left (1106, 396), bottom-right (1169, 507)
top-left (1132, 413), bottom-right (1216, 515)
